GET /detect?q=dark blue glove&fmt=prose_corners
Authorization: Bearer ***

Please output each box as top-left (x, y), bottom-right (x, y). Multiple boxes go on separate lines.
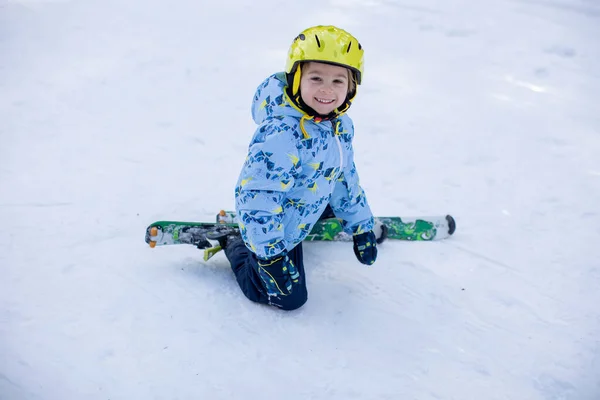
top-left (257, 252), bottom-right (300, 296)
top-left (353, 231), bottom-right (377, 265)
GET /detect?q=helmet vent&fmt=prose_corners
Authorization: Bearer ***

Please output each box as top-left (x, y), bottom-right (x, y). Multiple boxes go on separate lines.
top-left (298, 34), bottom-right (305, 41)
top-left (314, 35), bottom-right (321, 48)
top-left (347, 42), bottom-right (352, 52)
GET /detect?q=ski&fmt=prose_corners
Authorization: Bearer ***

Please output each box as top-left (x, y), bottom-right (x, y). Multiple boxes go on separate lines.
top-left (145, 210), bottom-right (456, 259)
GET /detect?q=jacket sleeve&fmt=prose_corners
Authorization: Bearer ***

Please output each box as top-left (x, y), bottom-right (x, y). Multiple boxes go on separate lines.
top-left (235, 124), bottom-right (299, 259)
top-left (329, 122), bottom-right (374, 235)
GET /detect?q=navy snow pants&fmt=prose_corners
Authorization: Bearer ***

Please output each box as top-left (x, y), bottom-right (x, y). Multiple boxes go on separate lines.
top-left (224, 238), bottom-right (308, 310)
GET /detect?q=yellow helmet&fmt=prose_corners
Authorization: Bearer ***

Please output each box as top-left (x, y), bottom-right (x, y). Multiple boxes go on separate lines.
top-left (285, 25), bottom-right (364, 85)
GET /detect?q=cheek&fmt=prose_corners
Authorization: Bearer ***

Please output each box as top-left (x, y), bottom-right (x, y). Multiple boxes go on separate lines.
top-left (300, 88), bottom-right (314, 106)
top-left (337, 86), bottom-right (349, 98)
top-left (300, 83), bottom-right (315, 98)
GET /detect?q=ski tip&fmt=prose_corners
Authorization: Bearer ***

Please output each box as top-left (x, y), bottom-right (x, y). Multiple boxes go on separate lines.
top-left (446, 215), bottom-right (456, 235)
top-left (147, 226), bottom-right (159, 248)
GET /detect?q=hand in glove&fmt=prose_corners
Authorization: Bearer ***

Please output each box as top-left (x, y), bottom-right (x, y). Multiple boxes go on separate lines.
top-left (353, 231), bottom-right (378, 265)
top-left (257, 252), bottom-right (300, 296)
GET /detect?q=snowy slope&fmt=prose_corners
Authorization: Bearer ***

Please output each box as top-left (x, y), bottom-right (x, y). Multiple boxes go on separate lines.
top-left (1, 0), bottom-right (599, 399)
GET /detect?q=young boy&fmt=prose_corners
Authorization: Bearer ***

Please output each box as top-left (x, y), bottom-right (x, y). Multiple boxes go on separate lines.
top-left (215, 25), bottom-right (378, 310)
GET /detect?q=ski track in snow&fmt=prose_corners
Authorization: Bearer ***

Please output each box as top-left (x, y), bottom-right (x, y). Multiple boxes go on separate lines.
top-left (1, 0), bottom-right (600, 399)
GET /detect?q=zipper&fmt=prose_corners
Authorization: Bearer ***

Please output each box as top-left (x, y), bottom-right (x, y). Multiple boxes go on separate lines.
top-left (332, 121), bottom-right (344, 173)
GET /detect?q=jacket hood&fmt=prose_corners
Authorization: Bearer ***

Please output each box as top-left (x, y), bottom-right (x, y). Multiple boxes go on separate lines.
top-left (251, 72), bottom-right (303, 125)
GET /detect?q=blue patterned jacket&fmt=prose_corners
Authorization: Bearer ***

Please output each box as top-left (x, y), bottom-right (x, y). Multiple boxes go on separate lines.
top-left (235, 73), bottom-right (374, 259)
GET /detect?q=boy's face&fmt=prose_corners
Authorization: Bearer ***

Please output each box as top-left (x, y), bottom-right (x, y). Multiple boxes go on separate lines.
top-left (300, 62), bottom-right (350, 115)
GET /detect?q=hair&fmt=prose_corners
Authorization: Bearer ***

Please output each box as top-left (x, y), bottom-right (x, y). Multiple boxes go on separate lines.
top-left (348, 72), bottom-right (357, 94)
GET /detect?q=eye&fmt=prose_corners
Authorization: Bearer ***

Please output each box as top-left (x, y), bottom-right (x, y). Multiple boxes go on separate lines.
top-left (310, 76), bottom-right (322, 82)
top-left (334, 79), bottom-right (346, 84)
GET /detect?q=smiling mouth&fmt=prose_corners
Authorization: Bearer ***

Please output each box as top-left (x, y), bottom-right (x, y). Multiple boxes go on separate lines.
top-left (315, 98), bottom-right (335, 104)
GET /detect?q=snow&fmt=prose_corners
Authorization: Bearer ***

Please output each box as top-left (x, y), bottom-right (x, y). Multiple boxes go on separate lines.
top-left (1, 0), bottom-right (599, 398)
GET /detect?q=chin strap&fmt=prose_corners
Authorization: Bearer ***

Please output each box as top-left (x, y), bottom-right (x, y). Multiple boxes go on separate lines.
top-left (283, 88), bottom-right (347, 140)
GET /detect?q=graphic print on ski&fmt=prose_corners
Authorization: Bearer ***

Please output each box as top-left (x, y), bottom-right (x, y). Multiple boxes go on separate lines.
top-left (145, 210), bottom-right (456, 255)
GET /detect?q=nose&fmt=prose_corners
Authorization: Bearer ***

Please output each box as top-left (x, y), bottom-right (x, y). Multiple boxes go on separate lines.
top-left (320, 84), bottom-right (334, 94)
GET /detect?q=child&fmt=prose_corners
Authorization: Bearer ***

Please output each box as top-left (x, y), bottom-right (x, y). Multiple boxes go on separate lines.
top-left (215, 25), bottom-right (378, 310)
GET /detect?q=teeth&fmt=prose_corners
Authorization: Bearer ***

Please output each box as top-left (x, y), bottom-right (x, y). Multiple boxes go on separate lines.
top-left (316, 98), bottom-right (334, 104)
